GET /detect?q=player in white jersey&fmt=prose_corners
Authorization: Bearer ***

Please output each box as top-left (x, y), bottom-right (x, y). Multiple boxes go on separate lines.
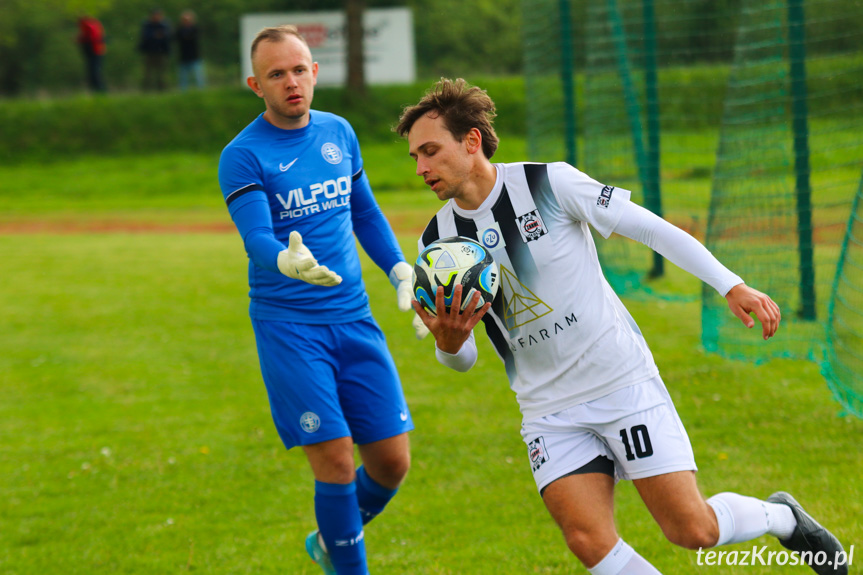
top-left (396, 78), bottom-right (847, 575)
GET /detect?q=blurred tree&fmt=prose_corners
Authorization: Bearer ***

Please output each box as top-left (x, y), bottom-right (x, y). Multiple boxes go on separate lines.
top-left (346, 0), bottom-right (366, 95)
top-left (406, 0), bottom-right (523, 78)
top-left (3, 0), bottom-right (861, 97)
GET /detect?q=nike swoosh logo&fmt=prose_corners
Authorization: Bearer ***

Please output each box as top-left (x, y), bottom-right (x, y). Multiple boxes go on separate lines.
top-left (279, 158), bottom-right (298, 172)
top-left (400, 412), bottom-right (408, 422)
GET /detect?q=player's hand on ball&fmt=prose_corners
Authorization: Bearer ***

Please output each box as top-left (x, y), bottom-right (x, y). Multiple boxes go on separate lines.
top-left (277, 231), bottom-right (342, 287)
top-left (412, 284), bottom-right (490, 352)
top-left (725, 283), bottom-right (781, 340)
top-left (388, 261), bottom-right (414, 312)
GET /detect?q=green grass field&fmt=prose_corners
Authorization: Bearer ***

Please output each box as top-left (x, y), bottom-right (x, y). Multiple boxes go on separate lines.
top-left (1, 146), bottom-right (859, 574)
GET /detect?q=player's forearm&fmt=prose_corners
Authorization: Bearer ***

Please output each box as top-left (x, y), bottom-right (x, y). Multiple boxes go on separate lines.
top-left (228, 195), bottom-right (284, 273)
top-left (434, 334), bottom-right (478, 372)
top-left (351, 172), bottom-right (405, 273)
top-left (354, 214), bottom-right (404, 273)
top-left (614, 202), bottom-right (742, 296)
top-left (243, 228), bottom-right (284, 272)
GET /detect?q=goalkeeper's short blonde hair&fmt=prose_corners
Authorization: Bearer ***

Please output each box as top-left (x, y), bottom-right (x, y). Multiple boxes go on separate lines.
top-left (250, 24), bottom-right (310, 60)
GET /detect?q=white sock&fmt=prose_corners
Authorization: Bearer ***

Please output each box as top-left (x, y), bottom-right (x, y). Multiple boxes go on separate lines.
top-left (588, 539), bottom-right (662, 575)
top-left (764, 501), bottom-right (798, 539)
top-left (707, 492), bottom-right (797, 546)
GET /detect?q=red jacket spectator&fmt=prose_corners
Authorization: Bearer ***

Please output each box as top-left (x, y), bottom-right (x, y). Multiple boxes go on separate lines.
top-left (78, 16), bottom-right (106, 57)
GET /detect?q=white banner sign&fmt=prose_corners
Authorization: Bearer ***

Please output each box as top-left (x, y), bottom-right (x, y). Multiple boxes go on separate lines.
top-left (240, 8), bottom-right (415, 87)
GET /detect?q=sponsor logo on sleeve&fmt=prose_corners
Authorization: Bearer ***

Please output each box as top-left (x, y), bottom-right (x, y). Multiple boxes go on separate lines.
top-left (597, 185), bottom-right (615, 208)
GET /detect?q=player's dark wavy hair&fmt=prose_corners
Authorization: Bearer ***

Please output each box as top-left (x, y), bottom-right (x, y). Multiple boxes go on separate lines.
top-left (395, 78), bottom-right (499, 159)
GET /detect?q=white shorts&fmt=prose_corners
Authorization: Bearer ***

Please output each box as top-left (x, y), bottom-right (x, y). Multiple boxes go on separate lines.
top-left (521, 376), bottom-right (697, 494)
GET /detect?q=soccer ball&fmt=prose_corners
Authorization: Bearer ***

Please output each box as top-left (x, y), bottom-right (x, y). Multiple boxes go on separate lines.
top-left (412, 236), bottom-right (499, 316)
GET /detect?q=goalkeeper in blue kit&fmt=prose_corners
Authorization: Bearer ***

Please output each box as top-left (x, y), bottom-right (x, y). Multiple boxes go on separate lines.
top-left (218, 25), bottom-right (414, 575)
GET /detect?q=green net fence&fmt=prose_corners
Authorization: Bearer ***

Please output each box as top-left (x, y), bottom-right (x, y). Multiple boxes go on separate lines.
top-left (702, 0), bottom-right (863, 418)
top-left (522, 0), bottom-right (863, 416)
top-left (824, 172), bottom-right (863, 417)
top-left (524, 0), bottom-right (743, 297)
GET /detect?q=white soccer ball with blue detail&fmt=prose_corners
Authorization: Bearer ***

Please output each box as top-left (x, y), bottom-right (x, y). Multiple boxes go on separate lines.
top-left (412, 236), bottom-right (500, 317)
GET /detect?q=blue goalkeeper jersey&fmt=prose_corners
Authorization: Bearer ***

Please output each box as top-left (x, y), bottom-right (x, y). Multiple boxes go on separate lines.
top-left (218, 110), bottom-right (404, 324)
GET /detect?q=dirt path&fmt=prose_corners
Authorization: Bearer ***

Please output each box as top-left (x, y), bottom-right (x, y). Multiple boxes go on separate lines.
top-left (0, 219), bottom-right (236, 235)
top-left (0, 217), bottom-right (426, 236)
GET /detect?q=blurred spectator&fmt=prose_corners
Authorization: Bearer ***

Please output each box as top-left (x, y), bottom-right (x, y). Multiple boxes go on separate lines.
top-left (176, 10), bottom-right (205, 90)
top-left (138, 8), bottom-right (171, 91)
top-left (77, 15), bottom-right (106, 92)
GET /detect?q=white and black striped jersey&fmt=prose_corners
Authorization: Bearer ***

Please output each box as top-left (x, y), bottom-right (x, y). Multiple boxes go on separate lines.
top-left (418, 162), bottom-right (660, 421)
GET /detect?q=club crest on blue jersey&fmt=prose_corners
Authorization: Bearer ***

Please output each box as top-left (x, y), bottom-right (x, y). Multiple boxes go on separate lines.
top-left (516, 209), bottom-right (548, 243)
top-left (321, 142), bottom-right (343, 164)
top-left (299, 411), bottom-right (321, 433)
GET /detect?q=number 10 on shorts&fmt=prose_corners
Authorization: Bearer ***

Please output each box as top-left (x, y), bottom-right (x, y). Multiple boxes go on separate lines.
top-left (620, 425), bottom-right (654, 461)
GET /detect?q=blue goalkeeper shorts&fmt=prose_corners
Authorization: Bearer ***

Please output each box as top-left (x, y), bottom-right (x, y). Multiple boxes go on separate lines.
top-left (251, 317), bottom-right (414, 449)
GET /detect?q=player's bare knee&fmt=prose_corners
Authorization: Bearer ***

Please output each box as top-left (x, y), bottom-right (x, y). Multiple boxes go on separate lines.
top-left (662, 520), bottom-right (719, 549)
top-left (307, 449), bottom-right (357, 484)
top-left (376, 452), bottom-right (411, 487)
top-left (393, 451), bottom-right (411, 479)
top-left (561, 527), bottom-right (613, 566)
top-left (328, 459), bottom-right (358, 484)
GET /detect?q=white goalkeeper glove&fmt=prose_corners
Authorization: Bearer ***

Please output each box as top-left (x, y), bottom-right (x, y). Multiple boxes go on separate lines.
top-left (412, 313), bottom-right (430, 340)
top-left (277, 231), bottom-right (342, 287)
top-left (388, 261), bottom-right (428, 339)
top-left (388, 261), bottom-right (413, 312)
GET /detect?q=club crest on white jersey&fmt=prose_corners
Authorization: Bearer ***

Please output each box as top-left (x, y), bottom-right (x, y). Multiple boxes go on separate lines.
top-left (516, 209), bottom-right (548, 242)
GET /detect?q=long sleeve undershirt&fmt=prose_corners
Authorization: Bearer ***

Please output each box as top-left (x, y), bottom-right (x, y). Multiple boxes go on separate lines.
top-left (613, 202), bottom-right (743, 297)
top-left (434, 201), bottom-right (743, 373)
